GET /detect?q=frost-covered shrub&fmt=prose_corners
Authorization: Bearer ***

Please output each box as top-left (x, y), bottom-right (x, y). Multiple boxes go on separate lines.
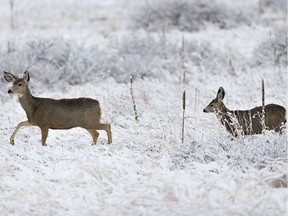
top-left (184, 41), bottom-right (236, 75)
top-left (0, 37), bottom-right (169, 90)
top-left (1, 35), bottom-right (176, 89)
top-left (0, 38), bottom-right (94, 92)
top-left (133, 0), bottom-right (253, 32)
top-left (259, 0), bottom-right (287, 14)
top-left (114, 34), bottom-right (240, 79)
top-left (109, 33), bottom-right (180, 80)
top-left (252, 26), bottom-right (287, 67)
top-left (0, 34), bottom-right (239, 93)
top-left (26, 39), bottom-right (72, 70)
top-left (170, 131), bottom-right (288, 169)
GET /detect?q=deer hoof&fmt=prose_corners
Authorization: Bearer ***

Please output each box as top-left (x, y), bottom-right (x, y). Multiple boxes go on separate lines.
top-left (10, 139), bottom-right (14, 145)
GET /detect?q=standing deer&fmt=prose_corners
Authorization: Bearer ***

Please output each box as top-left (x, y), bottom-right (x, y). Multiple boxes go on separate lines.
top-left (203, 87), bottom-right (286, 137)
top-left (3, 71), bottom-right (112, 146)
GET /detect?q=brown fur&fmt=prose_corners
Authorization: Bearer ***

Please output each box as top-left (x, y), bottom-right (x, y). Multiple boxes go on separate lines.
top-left (203, 87), bottom-right (286, 137)
top-left (3, 71), bottom-right (112, 146)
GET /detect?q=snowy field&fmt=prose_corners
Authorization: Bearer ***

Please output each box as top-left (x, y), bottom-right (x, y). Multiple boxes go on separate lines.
top-left (0, 0), bottom-right (287, 215)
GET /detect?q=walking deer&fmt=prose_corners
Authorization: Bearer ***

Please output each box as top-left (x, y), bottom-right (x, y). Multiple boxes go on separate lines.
top-left (203, 87), bottom-right (286, 137)
top-left (3, 71), bottom-right (112, 146)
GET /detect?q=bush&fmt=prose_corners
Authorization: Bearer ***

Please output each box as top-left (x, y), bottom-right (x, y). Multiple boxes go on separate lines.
top-left (259, 0), bottom-right (287, 14)
top-left (0, 36), bottom-right (174, 90)
top-left (133, 0), bottom-right (253, 32)
top-left (0, 34), bottom-right (240, 94)
top-left (252, 26), bottom-right (287, 67)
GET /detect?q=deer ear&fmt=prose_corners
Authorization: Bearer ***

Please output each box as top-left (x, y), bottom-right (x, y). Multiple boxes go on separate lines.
top-left (217, 87), bottom-right (225, 100)
top-left (23, 71), bottom-right (30, 82)
top-left (3, 71), bottom-right (16, 82)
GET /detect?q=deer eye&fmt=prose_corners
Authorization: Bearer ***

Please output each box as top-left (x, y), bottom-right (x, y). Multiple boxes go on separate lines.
top-left (17, 83), bottom-right (22, 87)
top-left (210, 104), bottom-right (214, 107)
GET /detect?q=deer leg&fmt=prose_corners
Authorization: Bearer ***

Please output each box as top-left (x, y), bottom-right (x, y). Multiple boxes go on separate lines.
top-left (10, 120), bottom-right (33, 145)
top-left (40, 127), bottom-right (49, 146)
top-left (96, 123), bottom-right (112, 144)
top-left (86, 129), bottom-right (99, 145)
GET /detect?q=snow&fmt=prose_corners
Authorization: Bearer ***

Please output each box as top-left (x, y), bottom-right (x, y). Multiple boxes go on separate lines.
top-left (0, 0), bottom-right (287, 216)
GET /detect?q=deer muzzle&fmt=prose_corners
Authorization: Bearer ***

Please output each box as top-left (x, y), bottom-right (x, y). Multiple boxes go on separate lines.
top-left (8, 89), bottom-right (13, 94)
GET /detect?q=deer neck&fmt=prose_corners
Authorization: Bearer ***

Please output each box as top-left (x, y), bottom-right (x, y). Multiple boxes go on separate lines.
top-left (216, 103), bottom-right (232, 120)
top-left (216, 103), bottom-right (239, 136)
top-left (18, 86), bottom-right (37, 118)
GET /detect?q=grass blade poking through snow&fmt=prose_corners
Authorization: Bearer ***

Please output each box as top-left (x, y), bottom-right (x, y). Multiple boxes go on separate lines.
top-left (130, 75), bottom-right (139, 121)
top-left (262, 78), bottom-right (265, 133)
top-left (180, 36), bottom-right (187, 143)
top-left (182, 90), bottom-right (186, 143)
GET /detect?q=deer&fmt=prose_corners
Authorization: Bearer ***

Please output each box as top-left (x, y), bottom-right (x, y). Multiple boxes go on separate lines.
top-left (203, 87), bottom-right (286, 137)
top-left (3, 71), bottom-right (112, 146)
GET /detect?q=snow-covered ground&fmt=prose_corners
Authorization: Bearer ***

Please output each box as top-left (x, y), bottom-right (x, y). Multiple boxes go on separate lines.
top-left (0, 0), bottom-right (287, 215)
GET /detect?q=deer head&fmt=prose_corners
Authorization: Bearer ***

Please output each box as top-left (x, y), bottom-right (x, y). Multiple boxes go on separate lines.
top-left (3, 71), bottom-right (30, 97)
top-left (203, 87), bottom-right (225, 113)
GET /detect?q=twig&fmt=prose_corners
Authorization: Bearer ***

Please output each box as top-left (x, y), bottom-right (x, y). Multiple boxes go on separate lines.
top-left (180, 35), bottom-right (186, 88)
top-left (9, 0), bottom-right (15, 30)
top-left (7, 41), bottom-right (12, 53)
top-left (194, 87), bottom-right (198, 113)
top-left (261, 79), bottom-right (265, 132)
top-left (182, 90), bottom-right (186, 143)
top-left (180, 36), bottom-right (187, 143)
top-left (130, 76), bottom-right (139, 121)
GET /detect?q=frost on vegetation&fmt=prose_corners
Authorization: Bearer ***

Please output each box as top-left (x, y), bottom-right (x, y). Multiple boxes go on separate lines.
top-left (0, 35), bottom-right (239, 93)
top-left (1, 36), bottom-right (172, 87)
top-left (259, 0), bottom-right (287, 14)
top-left (133, 0), bottom-right (254, 32)
top-left (169, 131), bottom-right (287, 171)
top-left (184, 41), bottom-right (238, 76)
top-left (252, 26), bottom-right (287, 67)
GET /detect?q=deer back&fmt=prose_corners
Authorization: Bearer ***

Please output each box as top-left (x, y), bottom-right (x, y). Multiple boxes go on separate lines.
top-left (30, 97), bottom-right (102, 129)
